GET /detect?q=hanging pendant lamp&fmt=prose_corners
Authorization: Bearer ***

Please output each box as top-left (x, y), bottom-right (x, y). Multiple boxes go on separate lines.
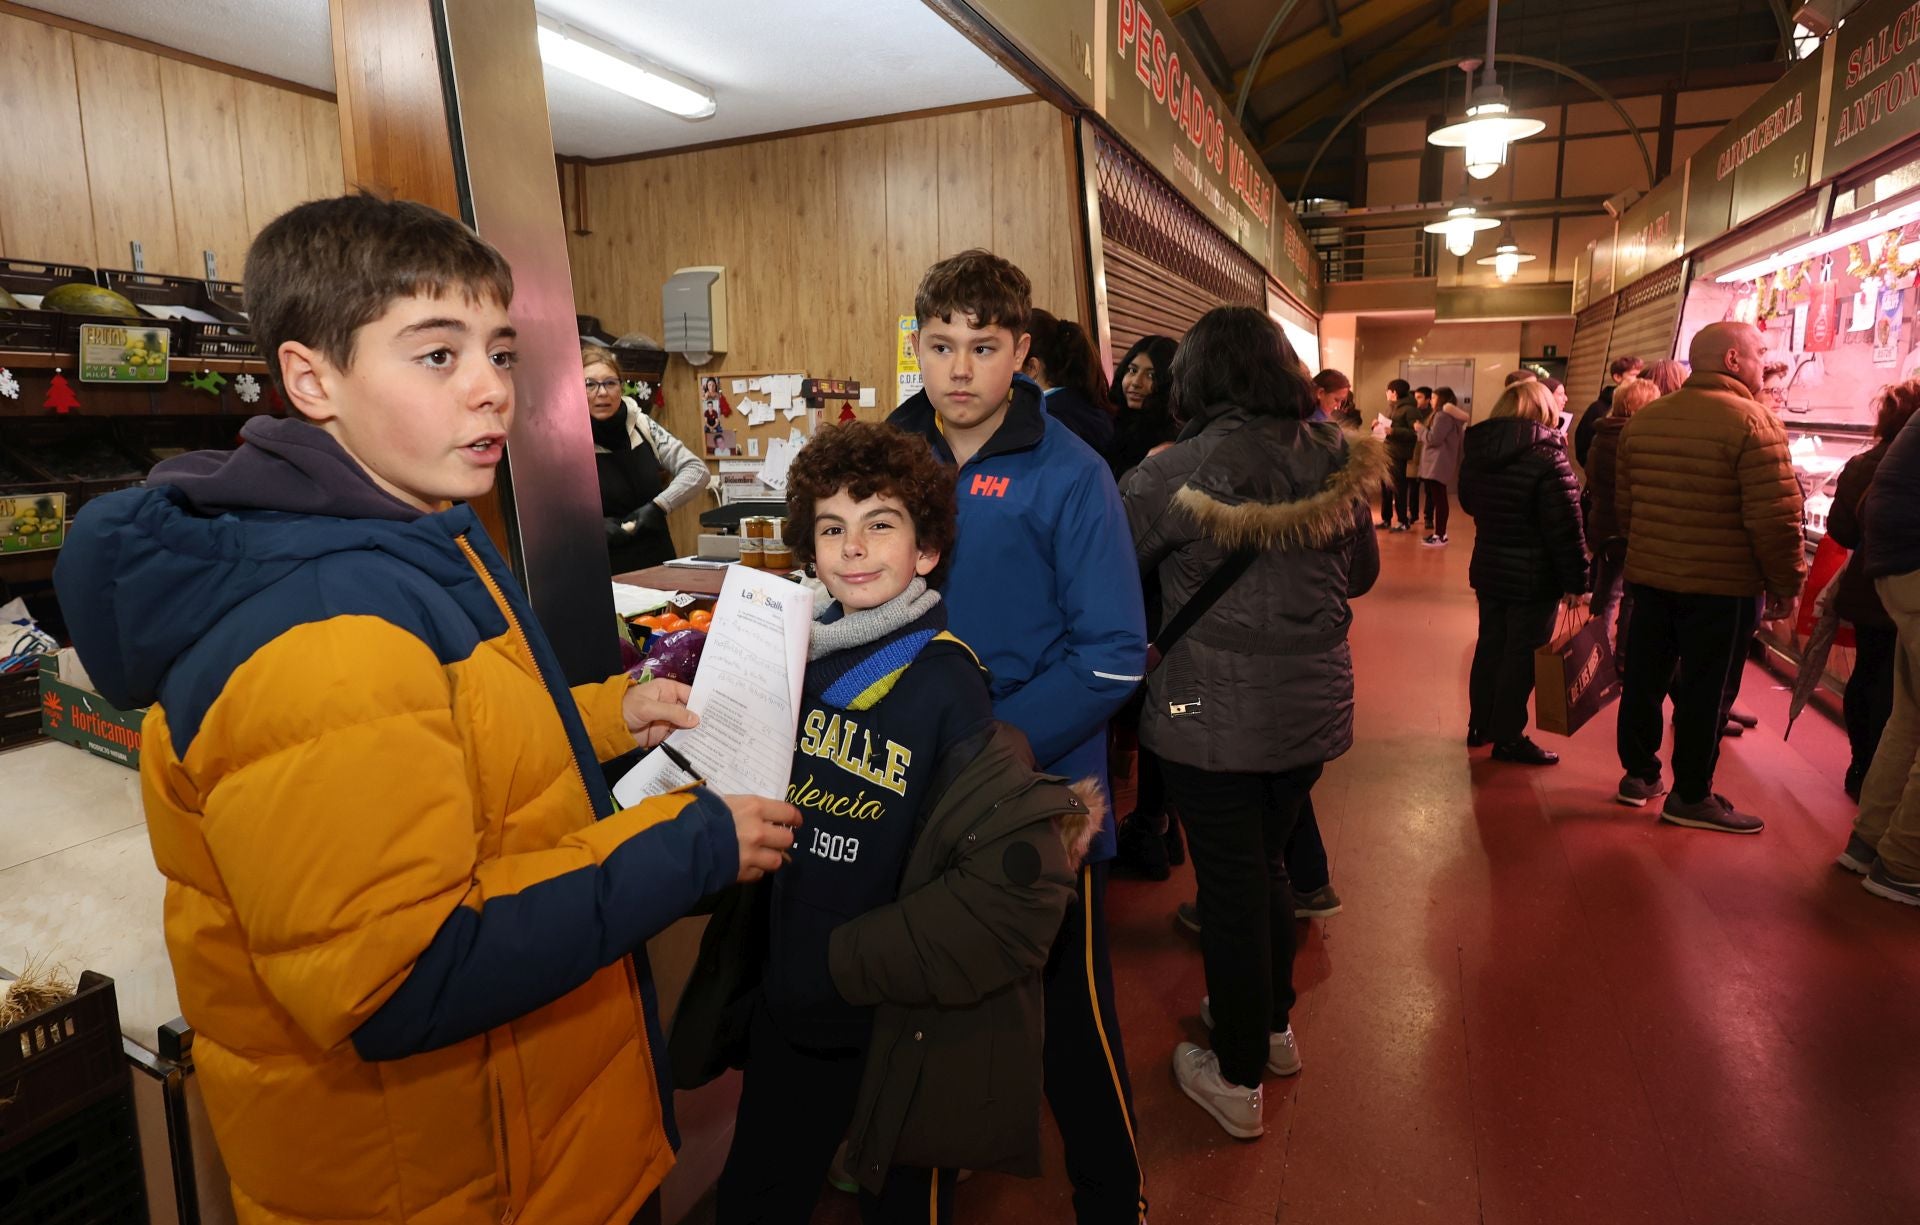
top-left (1426, 0), bottom-right (1544, 179)
top-left (1426, 198), bottom-right (1499, 258)
top-left (1476, 225), bottom-right (1537, 281)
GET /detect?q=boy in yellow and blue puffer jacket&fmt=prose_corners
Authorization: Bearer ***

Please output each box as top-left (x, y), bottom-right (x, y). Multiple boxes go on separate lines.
top-left (52, 194), bottom-right (802, 1225)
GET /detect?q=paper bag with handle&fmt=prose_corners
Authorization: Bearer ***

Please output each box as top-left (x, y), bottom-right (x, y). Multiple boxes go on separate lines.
top-left (1533, 601), bottom-right (1620, 737)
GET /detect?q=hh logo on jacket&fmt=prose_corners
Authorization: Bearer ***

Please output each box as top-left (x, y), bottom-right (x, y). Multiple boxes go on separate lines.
top-left (970, 474), bottom-right (1011, 498)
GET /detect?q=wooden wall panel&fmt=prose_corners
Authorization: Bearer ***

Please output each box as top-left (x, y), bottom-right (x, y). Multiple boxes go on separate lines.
top-left (0, 8), bottom-right (342, 275)
top-left (934, 110), bottom-right (995, 258)
top-left (73, 35), bottom-right (182, 276)
top-left (0, 13), bottom-right (96, 265)
top-left (301, 96), bottom-right (346, 200)
top-left (884, 120), bottom-right (942, 316)
top-left (564, 99), bottom-right (1082, 548)
top-left (236, 78), bottom-right (316, 236)
top-left (159, 59), bottom-right (252, 281)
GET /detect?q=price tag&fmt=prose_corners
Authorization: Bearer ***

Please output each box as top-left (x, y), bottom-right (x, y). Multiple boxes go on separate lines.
top-left (79, 323), bottom-right (170, 383)
top-left (0, 491), bottom-right (67, 553)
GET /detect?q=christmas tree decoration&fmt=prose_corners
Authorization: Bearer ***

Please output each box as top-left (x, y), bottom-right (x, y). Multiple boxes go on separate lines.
top-left (44, 371), bottom-right (80, 415)
top-left (838, 402), bottom-right (857, 423)
top-left (234, 373), bottom-right (262, 404)
top-left (186, 369), bottom-right (229, 396)
top-left (0, 368), bottom-right (18, 400)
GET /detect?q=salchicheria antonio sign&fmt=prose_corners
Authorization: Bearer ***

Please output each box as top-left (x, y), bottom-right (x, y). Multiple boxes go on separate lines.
top-left (1828, 0), bottom-right (1920, 177)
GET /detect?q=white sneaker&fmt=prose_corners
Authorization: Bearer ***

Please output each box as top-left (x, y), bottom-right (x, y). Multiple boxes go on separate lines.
top-left (1173, 1042), bottom-right (1264, 1139)
top-left (1200, 996), bottom-right (1303, 1076)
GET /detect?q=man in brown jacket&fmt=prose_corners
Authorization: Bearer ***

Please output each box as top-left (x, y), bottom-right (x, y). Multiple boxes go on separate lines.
top-left (1613, 321), bottom-right (1806, 832)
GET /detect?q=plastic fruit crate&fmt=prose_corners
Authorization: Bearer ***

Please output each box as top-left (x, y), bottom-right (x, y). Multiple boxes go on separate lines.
top-left (0, 971), bottom-right (128, 1156)
top-left (0, 1087), bottom-right (147, 1224)
top-left (5, 420), bottom-right (151, 511)
top-left (0, 669), bottom-right (37, 752)
top-left (0, 260), bottom-right (96, 354)
top-left (97, 270), bottom-right (249, 359)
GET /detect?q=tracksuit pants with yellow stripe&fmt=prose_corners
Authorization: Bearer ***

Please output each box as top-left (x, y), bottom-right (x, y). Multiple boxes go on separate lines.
top-left (718, 863), bottom-right (1146, 1224)
top-left (1045, 861), bottom-right (1148, 1225)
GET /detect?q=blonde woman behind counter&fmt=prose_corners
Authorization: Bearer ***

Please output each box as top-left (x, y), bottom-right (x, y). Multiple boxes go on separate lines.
top-left (583, 343), bottom-right (709, 572)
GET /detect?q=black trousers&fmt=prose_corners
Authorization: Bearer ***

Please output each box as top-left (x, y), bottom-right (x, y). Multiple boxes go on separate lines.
top-left (1847, 623), bottom-right (1900, 780)
top-left (1162, 760), bottom-right (1322, 1089)
top-left (1468, 596), bottom-right (1559, 744)
top-left (1616, 584), bottom-right (1759, 804)
top-left (1424, 480), bottom-right (1451, 537)
top-left (717, 1003), bottom-right (953, 1225)
top-left (1408, 471), bottom-right (1424, 523)
top-left (1283, 794), bottom-right (1330, 894)
top-left (1383, 452), bottom-right (1415, 524)
top-left (1043, 862), bottom-right (1146, 1225)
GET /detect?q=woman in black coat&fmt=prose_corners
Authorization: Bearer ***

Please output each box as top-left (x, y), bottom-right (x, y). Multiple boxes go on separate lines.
top-left (1828, 380), bottom-right (1920, 796)
top-left (1026, 310), bottom-right (1116, 455)
top-left (1108, 334), bottom-right (1180, 480)
top-left (1110, 333), bottom-right (1185, 877)
top-left (1457, 379), bottom-right (1590, 765)
top-left (1122, 307), bottom-right (1385, 1137)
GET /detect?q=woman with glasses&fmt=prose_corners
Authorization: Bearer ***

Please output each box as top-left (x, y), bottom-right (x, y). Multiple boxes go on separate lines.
top-left (582, 343), bottom-right (709, 574)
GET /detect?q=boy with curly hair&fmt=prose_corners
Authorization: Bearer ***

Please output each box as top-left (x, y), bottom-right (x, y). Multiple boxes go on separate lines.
top-left (698, 422), bottom-right (1097, 1223)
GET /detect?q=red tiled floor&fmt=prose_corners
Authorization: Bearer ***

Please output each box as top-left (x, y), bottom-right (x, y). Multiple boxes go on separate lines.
top-left (680, 519), bottom-right (1920, 1224)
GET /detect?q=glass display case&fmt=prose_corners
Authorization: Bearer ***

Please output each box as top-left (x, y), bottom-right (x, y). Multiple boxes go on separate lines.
top-left (1789, 426), bottom-right (1874, 547)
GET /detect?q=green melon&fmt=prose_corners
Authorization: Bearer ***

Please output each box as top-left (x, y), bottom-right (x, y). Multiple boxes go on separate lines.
top-left (0, 286), bottom-right (19, 311)
top-left (42, 282), bottom-right (141, 318)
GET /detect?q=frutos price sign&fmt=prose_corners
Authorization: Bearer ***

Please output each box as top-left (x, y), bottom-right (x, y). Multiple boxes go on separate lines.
top-left (0, 491), bottom-right (67, 554)
top-left (79, 323), bottom-right (170, 383)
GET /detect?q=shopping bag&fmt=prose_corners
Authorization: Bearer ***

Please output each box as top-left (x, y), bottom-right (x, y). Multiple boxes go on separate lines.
top-left (1794, 533), bottom-right (1856, 648)
top-left (1533, 605), bottom-right (1620, 737)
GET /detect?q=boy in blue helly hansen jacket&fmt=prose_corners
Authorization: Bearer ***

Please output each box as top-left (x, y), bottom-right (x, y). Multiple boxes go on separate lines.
top-left (889, 248), bottom-right (1150, 1223)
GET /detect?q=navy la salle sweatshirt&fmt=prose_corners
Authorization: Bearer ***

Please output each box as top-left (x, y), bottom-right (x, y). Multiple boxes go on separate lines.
top-left (763, 599), bottom-right (993, 1050)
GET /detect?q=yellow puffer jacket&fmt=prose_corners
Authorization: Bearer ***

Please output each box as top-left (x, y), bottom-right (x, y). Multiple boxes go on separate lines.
top-left (1616, 371), bottom-right (1806, 598)
top-left (57, 474), bottom-right (741, 1224)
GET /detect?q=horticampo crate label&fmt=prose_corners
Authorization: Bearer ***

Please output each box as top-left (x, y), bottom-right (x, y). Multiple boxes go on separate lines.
top-left (79, 323), bottom-right (170, 383)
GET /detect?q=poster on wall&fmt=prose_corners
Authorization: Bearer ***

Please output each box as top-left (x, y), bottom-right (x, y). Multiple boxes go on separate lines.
top-left (1807, 279), bottom-right (1839, 352)
top-left (897, 316), bottom-right (922, 406)
top-left (1874, 287), bottom-right (1905, 366)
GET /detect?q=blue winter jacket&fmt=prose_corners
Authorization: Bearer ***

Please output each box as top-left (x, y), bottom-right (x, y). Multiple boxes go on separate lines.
top-left (892, 377), bottom-right (1148, 861)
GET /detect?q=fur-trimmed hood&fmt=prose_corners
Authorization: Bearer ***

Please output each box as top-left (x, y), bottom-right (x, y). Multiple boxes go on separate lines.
top-left (1061, 778), bottom-right (1105, 869)
top-left (1171, 413), bottom-right (1391, 552)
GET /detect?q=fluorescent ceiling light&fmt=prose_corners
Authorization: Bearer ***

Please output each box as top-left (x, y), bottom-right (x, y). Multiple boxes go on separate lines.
top-left (536, 14), bottom-right (716, 119)
top-left (1714, 196), bottom-right (1920, 283)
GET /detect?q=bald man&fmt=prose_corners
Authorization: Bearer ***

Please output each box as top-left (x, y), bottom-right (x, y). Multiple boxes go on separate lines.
top-left (1612, 321), bottom-right (1805, 833)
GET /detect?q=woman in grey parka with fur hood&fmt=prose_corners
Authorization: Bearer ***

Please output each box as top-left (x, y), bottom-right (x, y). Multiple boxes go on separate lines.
top-left (1121, 306), bottom-right (1387, 1142)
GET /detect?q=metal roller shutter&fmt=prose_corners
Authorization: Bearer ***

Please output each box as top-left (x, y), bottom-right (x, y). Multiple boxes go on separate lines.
top-left (1102, 242), bottom-right (1223, 360)
top-left (1566, 297), bottom-right (1619, 409)
top-left (1089, 123), bottom-right (1262, 363)
top-left (1604, 261), bottom-right (1690, 375)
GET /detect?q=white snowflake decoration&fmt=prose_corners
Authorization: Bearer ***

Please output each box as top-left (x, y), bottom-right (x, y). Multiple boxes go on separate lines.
top-left (0, 368), bottom-right (17, 400)
top-left (234, 373), bottom-right (261, 404)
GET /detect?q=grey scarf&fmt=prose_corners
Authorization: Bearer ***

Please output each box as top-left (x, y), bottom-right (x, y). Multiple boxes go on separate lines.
top-left (809, 577), bottom-right (941, 661)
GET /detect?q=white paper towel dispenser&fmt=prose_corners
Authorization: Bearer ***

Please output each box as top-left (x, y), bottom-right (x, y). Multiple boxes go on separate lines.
top-left (662, 266), bottom-right (728, 366)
